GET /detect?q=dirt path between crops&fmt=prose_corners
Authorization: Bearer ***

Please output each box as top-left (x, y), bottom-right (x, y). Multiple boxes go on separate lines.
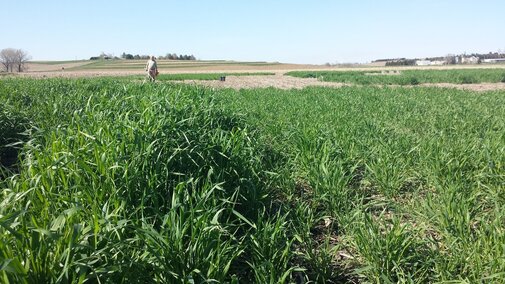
top-left (178, 73), bottom-right (505, 91)
top-left (177, 73), bottom-right (350, 90)
top-left (9, 70), bottom-right (505, 91)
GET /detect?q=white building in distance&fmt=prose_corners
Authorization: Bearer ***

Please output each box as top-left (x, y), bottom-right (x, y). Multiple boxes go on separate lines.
top-left (460, 56), bottom-right (480, 64)
top-left (415, 60), bottom-right (445, 66)
top-left (482, 58), bottom-right (505, 63)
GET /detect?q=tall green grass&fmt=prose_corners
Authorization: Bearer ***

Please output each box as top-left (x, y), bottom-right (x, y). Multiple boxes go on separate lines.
top-left (216, 85), bottom-right (505, 282)
top-left (0, 78), bottom-right (282, 282)
top-left (287, 68), bottom-right (505, 85)
top-left (1, 78), bottom-right (504, 282)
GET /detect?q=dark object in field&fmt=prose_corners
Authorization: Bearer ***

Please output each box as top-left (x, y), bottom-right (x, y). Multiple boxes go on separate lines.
top-left (220, 76), bottom-right (226, 81)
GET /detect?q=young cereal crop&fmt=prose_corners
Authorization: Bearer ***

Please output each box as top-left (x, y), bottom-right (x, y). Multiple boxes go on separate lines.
top-left (1, 76), bottom-right (504, 283)
top-left (216, 84), bottom-right (505, 282)
top-left (0, 78), bottom-right (281, 283)
top-left (287, 68), bottom-right (505, 85)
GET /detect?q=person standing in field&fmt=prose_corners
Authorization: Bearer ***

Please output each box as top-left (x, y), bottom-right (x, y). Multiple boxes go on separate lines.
top-left (145, 56), bottom-right (158, 82)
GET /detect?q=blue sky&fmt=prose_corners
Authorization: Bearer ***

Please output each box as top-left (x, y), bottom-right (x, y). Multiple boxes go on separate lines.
top-left (2, 0), bottom-right (504, 64)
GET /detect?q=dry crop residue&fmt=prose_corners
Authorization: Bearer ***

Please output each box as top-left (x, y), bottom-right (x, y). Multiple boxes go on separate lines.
top-left (179, 73), bottom-right (348, 90)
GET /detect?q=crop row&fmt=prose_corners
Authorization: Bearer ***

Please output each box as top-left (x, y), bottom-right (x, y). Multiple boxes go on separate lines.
top-left (287, 68), bottom-right (505, 85)
top-left (216, 84), bottom-right (505, 282)
top-left (1, 78), bottom-right (504, 282)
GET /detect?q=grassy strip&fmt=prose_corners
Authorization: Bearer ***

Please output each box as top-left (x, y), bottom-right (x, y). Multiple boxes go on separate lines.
top-left (68, 60), bottom-right (281, 70)
top-left (287, 68), bottom-right (505, 85)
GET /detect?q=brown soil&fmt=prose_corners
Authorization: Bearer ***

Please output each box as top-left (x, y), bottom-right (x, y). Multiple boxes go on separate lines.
top-left (10, 62), bottom-right (505, 92)
top-left (178, 73), bottom-right (349, 90)
top-left (25, 62), bottom-right (91, 72)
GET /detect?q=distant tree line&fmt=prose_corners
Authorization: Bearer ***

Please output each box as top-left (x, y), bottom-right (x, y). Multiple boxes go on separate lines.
top-left (0, 48), bottom-right (31, 72)
top-left (374, 58), bottom-right (417, 66)
top-left (90, 52), bottom-right (118, 60)
top-left (385, 59), bottom-right (416, 66)
top-left (90, 52), bottom-right (197, 61)
top-left (119, 52), bottom-right (196, 61)
top-left (159, 53), bottom-right (196, 60)
top-left (468, 52), bottom-right (505, 60)
top-left (114, 53), bottom-right (147, 60)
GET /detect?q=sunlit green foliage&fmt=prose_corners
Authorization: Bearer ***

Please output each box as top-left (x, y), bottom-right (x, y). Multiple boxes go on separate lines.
top-left (287, 68), bottom-right (505, 85)
top-left (216, 85), bottom-right (505, 282)
top-left (1, 77), bottom-right (504, 283)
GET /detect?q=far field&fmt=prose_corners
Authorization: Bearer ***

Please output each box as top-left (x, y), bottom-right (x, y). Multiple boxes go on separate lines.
top-left (18, 59), bottom-right (505, 91)
top-left (25, 59), bottom-right (319, 74)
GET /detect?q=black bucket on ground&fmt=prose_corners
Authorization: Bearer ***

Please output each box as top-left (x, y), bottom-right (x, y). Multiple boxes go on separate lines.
top-left (220, 76), bottom-right (226, 81)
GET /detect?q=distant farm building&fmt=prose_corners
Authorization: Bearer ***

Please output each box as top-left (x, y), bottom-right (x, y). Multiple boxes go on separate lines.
top-left (460, 56), bottom-right (479, 64)
top-left (416, 60), bottom-right (431, 66)
top-left (483, 58), bottom-right (505, 63)
top-left (375, 52), bottom-right (505, 67)
top-left (415, 60), bottom-right (445, 66)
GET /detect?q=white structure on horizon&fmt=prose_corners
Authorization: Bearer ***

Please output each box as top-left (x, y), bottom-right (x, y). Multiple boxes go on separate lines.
top-left (416, 60), bottom-right (431, 66)
top-left (483, 58), bottom-right (505, 63)
top-left (415, 60), bottom-right (445, 66)
top-left (461, 56), bottom-right (479, 64)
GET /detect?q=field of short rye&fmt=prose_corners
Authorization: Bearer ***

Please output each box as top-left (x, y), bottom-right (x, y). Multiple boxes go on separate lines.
top-left (216, 85), bottom-right (505, 282)
top-left (1, 77), bottom-right (504, 283)
top-left (287, 68), bottom-right (505, 85)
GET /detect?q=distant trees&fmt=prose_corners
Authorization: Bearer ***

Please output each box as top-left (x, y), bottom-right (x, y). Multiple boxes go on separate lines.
top-left (119, 52), bottom-right (148, 60)
top-left (385, 58), bottom-right (416, 66)
top-left (92, 52), bottom-right (197, 61)
top-left (0, 49), bottom-right (14, 72)
top-left (121, 53), bottom-right (134, 60)
top-left (160, 53), bottom-right (196, 60)
top-left (375, 58), bottom-right (416, 66)
top-left (118, 52), bottom-right (196, 61)
top-left (99, 52), bottom-right (119, 59)
top-left (14, 49), bottom-right (31, 72)
top-left (120, 52), bottom-right (134, 59)
top-left (477, 51), bottom-right (505, 60)
top-left (0, 48), bottom-right (31, 72)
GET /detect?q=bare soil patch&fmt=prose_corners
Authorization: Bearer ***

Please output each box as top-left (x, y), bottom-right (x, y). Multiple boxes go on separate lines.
top-left (25, 61), bottom-right (91, 72)
top-left (179, 73), bottom-right (348, 90)
top-left (174, 75), bottom-right (505, 91)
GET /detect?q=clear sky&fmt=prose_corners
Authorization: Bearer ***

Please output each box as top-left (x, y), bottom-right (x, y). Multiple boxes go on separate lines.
top-left (2, 0), bottom-right (504, 64)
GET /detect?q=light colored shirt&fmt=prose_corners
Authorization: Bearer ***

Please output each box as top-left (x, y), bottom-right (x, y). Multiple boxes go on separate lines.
top-left (146, 60), bottom-right (157, 71)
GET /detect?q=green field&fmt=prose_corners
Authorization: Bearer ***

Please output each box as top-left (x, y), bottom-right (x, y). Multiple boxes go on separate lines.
top-left (287, 68), bottom-right (505, 85)
top-left (66, 59), bottom-right (282, 71)
top-left (30, 60), bottom-right (90, 65)
top-left (1, 76), bottom-right (504, 283)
